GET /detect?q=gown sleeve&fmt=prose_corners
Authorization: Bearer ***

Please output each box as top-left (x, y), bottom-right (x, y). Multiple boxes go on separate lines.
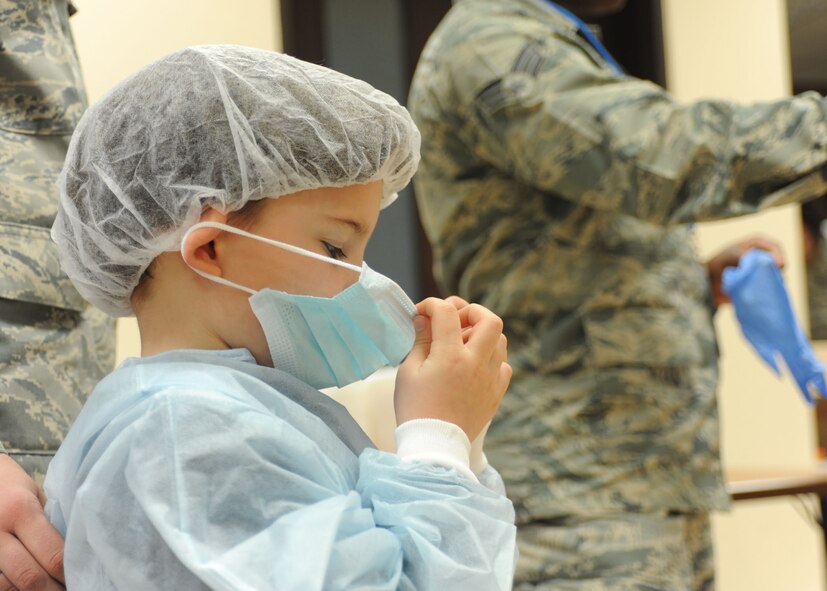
top-left (66, 388), bottom-right (516, 591)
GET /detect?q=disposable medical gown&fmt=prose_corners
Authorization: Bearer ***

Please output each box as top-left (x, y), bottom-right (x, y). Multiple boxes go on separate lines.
top-left (44, 349), bottom-right (516, 590)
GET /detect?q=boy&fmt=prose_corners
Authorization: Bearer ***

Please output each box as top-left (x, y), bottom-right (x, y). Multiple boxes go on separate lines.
top-left (43, 45), bottom-right (516, 590)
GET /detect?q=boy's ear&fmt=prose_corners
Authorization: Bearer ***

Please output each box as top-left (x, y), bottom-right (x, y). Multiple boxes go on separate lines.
top-left (181, 208), bottom-right (230, 278)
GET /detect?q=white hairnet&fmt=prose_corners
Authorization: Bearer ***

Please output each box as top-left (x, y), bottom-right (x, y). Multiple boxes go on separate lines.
top-left (52, 45), bottom-right (421, 317)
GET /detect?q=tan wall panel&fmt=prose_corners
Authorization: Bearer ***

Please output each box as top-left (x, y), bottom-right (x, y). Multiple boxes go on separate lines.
top-left (662, 0), bottom-right (824, 588)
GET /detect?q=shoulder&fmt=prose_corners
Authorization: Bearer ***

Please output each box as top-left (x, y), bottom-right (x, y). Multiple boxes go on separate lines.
top-left (412, 0), bottom-right (581, 114)
top-left (433, 0), bottom-right (574, 47)
top-left (60, 360), bottom-right (293, 467)
top-left (116, 366), bottom-right (287, 436)
top-left (425, 0), bottom-right (576, 68)
top-left (55, 378), bottom-right (314, 497)
top-left (101, 354), bottom-right (274, 406)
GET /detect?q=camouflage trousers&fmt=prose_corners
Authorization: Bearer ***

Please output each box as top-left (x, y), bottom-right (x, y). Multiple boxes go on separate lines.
top-left (514, 511), bottom-right (714, 591)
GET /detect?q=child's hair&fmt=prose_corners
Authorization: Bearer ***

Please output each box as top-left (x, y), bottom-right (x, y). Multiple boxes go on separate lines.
top-left (52, 45), bottom-right (420, 318)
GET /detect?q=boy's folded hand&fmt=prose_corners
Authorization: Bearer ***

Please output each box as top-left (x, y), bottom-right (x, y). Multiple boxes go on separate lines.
top-left (394, 297), bottom-right (512, 441)
top-left (0, 455), bottom-right (65, 591)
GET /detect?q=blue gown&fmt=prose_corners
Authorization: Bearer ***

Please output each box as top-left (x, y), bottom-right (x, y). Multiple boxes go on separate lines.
top-left (44, 348), bottom-right (516, 590)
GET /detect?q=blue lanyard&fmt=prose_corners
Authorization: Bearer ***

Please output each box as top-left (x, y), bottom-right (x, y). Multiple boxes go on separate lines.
top-left (544, 1), bottom-right (624, 75)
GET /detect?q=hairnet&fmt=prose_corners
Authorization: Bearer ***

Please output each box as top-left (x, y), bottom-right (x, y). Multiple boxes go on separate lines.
top-left (52, 45), bottom-right (421, 317)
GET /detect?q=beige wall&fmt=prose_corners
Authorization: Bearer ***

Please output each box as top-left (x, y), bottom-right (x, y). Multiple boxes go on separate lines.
top-left (69, 0), bottom-right (282, 362)
top-left (662, 0), bottom-right (825, 588)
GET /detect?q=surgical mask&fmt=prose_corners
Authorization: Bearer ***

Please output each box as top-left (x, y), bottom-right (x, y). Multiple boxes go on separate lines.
top-left (181, 221), bottom-right (417, 389)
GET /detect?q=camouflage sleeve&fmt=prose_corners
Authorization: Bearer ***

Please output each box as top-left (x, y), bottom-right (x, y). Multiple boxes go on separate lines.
top-left (449, 27), bottom-right (827, 225)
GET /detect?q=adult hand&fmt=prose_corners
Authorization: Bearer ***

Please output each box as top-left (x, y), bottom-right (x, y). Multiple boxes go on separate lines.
top-left (394, 297), bottom-right (512, 441)
top-left (707, 236), bottom-right (785, 307)
top-left (0, 455), bottom-right (65, 591)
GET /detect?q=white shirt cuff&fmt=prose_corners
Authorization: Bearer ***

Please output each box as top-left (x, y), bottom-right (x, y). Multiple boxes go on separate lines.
top-left (469, 421), bottom-right (491, 475)
top-left (395, 418), bottom-right (477, 481)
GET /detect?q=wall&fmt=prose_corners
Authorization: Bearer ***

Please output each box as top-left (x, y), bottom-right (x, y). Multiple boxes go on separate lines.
top-left (662, 0), bottom-right (825, 588)
top-left (69, 0), bottom-right (282, 362)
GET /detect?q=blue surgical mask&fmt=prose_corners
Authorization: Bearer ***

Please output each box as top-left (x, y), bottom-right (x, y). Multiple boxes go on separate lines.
top-left (181, 221), bottom-right (417, 389)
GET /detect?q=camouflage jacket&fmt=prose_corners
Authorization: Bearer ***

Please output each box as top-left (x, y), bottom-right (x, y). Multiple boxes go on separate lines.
top-left (409, 0), bottom-right (827, 521)
top-left (0, 0), bottom-right (114, 482)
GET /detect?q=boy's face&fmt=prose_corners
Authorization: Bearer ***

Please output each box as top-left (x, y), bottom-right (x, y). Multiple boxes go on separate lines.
top-left (200, 181), bottom-right (384, 366)
top-left (223, 181), bottom-right (383, 299)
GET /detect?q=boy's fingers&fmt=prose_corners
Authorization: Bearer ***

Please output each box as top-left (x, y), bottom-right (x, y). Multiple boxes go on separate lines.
top-left (490, 333), bottom-right (508, 368)
top-left (445, 295), bottom-right (470, 311)
top-left (415, 298), bottom-right (463, 350)
top-left (404, 315), bottom-right (432, 366)
top-left (498, 362), bottom-right (513, 394)
top-left (459, 305), bottom-right (503, 356)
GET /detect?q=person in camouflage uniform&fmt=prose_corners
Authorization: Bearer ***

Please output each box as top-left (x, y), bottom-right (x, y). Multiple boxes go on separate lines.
top-left (409, 0), bottom-right (827, 588)
top-left (0, 1), bottom-right (114, 588)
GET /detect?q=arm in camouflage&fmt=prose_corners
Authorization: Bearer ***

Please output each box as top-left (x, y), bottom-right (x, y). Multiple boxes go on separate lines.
top-left (410, 1), bottom-right (827, 227)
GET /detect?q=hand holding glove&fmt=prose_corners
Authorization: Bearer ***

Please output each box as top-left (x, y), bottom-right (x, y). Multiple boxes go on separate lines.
top-left (722, 248), bottom-right (827, 404)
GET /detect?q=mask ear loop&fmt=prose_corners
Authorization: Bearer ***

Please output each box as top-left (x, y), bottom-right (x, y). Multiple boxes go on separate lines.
top-left (180, 220), bottom-right (363, 296)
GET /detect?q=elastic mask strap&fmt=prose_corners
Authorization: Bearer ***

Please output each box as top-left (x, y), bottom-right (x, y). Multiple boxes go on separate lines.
top-left (180, 220), bottom-right (363, 296)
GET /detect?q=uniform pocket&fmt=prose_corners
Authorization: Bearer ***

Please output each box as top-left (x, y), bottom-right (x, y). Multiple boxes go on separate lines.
top-left (0, 221), bottom-right (86, 311)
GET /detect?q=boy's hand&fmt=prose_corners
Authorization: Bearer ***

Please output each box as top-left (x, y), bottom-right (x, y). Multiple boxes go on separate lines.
top-left (394, 297), bottom-right (512, 441)
top-left (0, 455), bottom-right (65, 591)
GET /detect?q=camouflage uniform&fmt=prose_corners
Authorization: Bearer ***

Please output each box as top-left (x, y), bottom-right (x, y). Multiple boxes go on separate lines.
top-left (408, 0), bottom-right (827, 587)
top-left (0, 0), bottom-right (114, 485)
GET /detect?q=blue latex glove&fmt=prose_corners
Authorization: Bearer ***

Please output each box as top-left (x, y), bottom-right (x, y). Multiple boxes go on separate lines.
top-left (722, 248), bottom-right (827, 404)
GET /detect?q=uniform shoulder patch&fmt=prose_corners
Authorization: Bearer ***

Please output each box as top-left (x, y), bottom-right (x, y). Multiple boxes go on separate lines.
top-left (513, 41), bottom-right (544, 76)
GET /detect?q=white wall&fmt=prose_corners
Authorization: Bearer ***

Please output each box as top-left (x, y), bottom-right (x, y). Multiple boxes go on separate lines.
top-left (69, 0), bottom-right (282, 362)
top-left (662, 1), bottom-right (825, 588)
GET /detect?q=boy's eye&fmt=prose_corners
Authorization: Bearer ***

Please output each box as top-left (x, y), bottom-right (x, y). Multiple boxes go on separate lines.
top-left (323, 242), bottom-right (346, 260)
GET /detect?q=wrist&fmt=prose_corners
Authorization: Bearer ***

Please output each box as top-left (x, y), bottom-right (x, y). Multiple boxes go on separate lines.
top-left (395, 418), bottom-right (476, 481)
